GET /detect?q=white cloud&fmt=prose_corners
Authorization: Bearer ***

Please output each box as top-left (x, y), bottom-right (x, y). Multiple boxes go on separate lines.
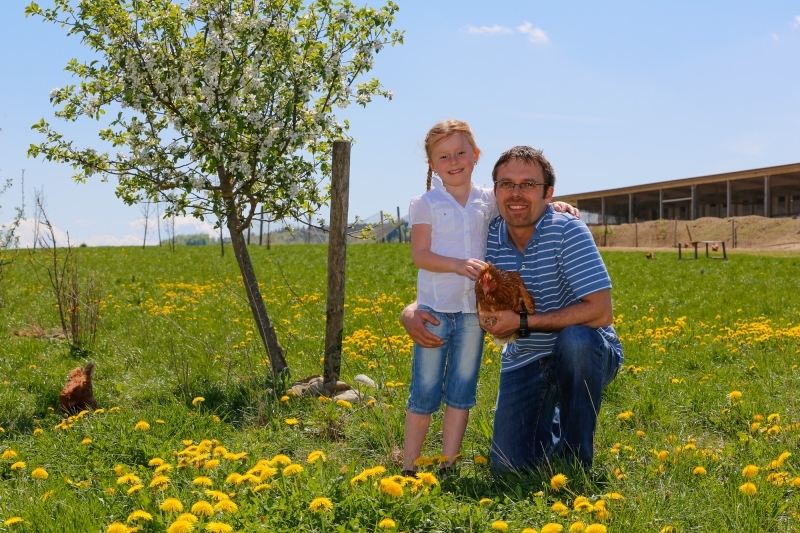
top-left (129, 214), bottom-right (219, 238)
top-left (793, 15), bottom-right (800, 29)
top-left (770, 33), bottom-right (779, 40)
top-left (7, 218), bottom-right (70, 248)
top-left (517, 22), bottom-right (549, 44)
top-left (465, 24), bottom-right (513, 35)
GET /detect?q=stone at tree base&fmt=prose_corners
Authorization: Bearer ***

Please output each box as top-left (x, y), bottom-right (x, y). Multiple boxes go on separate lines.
top-left (353, 374), bottom-right (377, 388)
top-left (323, 380), bottom-right (351, 393)
top-left (332, 389), bottom-right (362, 403)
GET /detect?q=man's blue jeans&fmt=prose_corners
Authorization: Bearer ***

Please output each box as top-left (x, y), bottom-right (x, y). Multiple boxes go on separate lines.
top-left (490, 325), bottom-right (622, 472)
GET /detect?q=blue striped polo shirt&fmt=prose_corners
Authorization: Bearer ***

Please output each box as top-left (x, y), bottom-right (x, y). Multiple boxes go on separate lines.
top-left (485, 205), bottom-right (623, 372)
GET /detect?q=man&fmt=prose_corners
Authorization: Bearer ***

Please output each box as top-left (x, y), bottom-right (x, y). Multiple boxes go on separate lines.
top-left (402, 146), bottom-right (623, 472)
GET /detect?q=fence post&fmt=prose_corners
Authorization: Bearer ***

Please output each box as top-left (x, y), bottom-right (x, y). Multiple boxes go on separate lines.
top-left (324, 140), bottom-right (351, 385)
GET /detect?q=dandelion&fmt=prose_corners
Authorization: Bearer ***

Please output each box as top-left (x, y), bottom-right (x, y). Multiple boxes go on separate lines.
top-left (149, 458), bottom-right (165, 467)
top-left (105, 523), bottom-right (129, 533)
top-left (285, 418), bottom-right (299, 426)
top-left (193, 476), bottom-right (213, 487)
top-left (280, 395), bottom-right (290, 402)
top-left (307, 450), bottom-right (327, 464)
top-left (309, 497), bottom-right (333, 513)
top-left (491, 520), bottom-right (509, 531)
top-left (134, 421), bottom-right (150, 431)
top-left (167, 521), bottom-right (194, 533)
top-left (2, 449), bottom-right (18, 460)
top-left (693, 466), bottom-right (707, 475)
top-left (127, 510), bottom-right (153, 523)
top-left (475, 455), bottom-right (488, 465)
top-left (660, 527), bottom-right (674, 533)
top-left (479, 498), bottom-right (492, 505)
top-left (551, 502), bottom-right (569, 516)
top-left (10, 461), bottom-right (25, 471)
top-left (31, 468), bottom-right (49, 480)
top-left (739, 482), bottom-right (757, 495)
top-left (617, 410), bottom-right (634, 420)
top-left (550, 473), bottom-right (568, 491)
top-left (150, 475), bottom-right (170, 489)
top-left (585, 525), bottom-right (607, 533)
top-left (204, 523), bottom-right (233, 533)
top-left (33, 428), bottom-right (43, 436)
top-left (191, 500), bottom-right (214, 516)
top-left (767, 425), bottom-right (781, 436)
top-left (127, 484), bottom-right (144, 495)
top-left (379, 479), bottom-right (403, 498)
top-left (767, 413), bottom-right (780, 423)
top-left (283, 464), bottom-right (304, 476)
top-left (606, 492), bottom-right (624, 500)
top-left (378, 518), bottom-right (396, 529)
top-left (777, 451), bottom-right (791, 465)
top-left (192, 397), bottom-right (205, 406)
top-left (573, 497), bottom-right (594, 512)
top-left (4, 517), bottom-right (24, 527)
top-left (742, 465), bottom-right (759, 478)
top-left (213, 499), bottom-right (238, 514)
top-left (176, 514), bottom-right (199, 524)
top-left (336, 399), bottom-right (353, 409)
top-left (225, 473), bottom-right (243, 485)
top-left (569, 522), bottom-right (586, 532)
top-left (156, 464), bottom-right (173, 473)
top-left (203, 459), bottom-right (220, 469)
top-left (541, 524), bottom-right (565, 533)
top-left (160, 498), bottom-right (184, 513)
top-left (657, 450), bottom-right (669, 461)
top-left (521, 529), bottom-right (538, 533)
top-left (790, 478), bottom-right (800, 487)
top-left (728, 391), bottom-right (742, 400)
top-left (204, 490), bottom-right (229, 501)
top-left (271, 454), bottom-right (292, 466)
top-left (416, 472), bottom-right (439, 486)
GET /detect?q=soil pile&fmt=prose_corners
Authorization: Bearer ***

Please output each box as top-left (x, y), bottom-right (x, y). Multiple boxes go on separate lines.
top-left (588, 216), bottom-right (800, 251)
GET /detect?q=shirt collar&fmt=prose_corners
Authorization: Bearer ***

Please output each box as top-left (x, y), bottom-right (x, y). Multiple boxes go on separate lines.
top-left (498, 204), bottom-right (555, 251)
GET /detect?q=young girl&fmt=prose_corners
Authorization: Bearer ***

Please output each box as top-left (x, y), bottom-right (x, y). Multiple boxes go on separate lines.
top-left (403, 119), bottom-right (496, 476)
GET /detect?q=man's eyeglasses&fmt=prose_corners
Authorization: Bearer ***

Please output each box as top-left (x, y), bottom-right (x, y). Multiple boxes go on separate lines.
top-left (495, 180), bottom-right (545, 193)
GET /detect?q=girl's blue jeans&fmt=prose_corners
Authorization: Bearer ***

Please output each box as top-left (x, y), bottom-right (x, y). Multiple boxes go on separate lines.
top-left (490, 325), bottom-right (622, 472)
top-left (406, 306), bottom-right (485, 415)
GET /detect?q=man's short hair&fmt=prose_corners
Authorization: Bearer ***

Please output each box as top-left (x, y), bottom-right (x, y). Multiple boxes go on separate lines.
top-left (492, 146), bottom-right (556, 198)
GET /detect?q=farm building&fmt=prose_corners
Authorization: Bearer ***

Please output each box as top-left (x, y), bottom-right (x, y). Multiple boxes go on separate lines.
top-left (553, 162), bottom-right (800, 225)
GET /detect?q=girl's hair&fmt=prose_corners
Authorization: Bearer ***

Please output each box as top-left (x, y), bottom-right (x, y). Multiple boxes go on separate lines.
top-left (424, 120), bottom-right (481, 191)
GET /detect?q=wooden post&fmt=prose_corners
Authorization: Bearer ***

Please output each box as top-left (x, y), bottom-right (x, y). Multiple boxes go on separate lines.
top-left (324, 141), bottom-right (351, 385)
top-left (635, 221), bottom-right (638, 248)
top-left (259, 206), bottom-right (264, 245)
top-left (267, 221), bottom-right (271, 250)
top-left (220, 218), bottom-right (224, 257)
top-left (396, 206), bottom-right (402, 243)
top-left (380, 210), bottom-right (385, 243)
top-left (731, 219), bottom-right (735, 249)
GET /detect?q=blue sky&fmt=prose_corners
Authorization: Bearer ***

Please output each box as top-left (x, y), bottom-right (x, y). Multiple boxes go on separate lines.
top-left (1, 1), bottom-right (799, 245)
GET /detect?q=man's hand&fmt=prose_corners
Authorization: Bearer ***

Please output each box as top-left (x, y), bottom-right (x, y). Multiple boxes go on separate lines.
top-left (401, 302), bottom-right (444, 348)
top-left (479, 309), bottom-right (520, 339)
top-left (552, 201), bottom-right (581, 220)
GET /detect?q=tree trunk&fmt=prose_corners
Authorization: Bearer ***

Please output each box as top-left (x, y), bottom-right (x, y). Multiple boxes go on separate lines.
top-left (219, 170), bottom-right (288, 377)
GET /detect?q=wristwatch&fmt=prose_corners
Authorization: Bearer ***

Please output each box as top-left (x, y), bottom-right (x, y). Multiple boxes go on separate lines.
top-left (518, 311), bottom-right (530, 338)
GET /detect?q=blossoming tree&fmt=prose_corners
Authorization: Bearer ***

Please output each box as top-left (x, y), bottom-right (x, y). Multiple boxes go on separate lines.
top-left (26, 0), bottom-right (402, 376)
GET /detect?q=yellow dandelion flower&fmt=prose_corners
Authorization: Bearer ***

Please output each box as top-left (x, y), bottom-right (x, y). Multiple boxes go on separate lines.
top-left (225, 473), bottom-right (243, 485)
top-left (134, 421), bottom-right (150, 431)
top-left (204, 490), bottom-right (229, 501)
top-left (606, 492), bottom-right (624, 500)
top-left (727, 391), bottom-right (742, 400)
top-left (378, 518), bottom-right (396, 529)
top-left (192, 397), bottom-right (205, 406)
top-left (569, 522), bottom-right (586, 532)
top-left (127, 510), bottom-right (153, 523)
top-left (550, 473), bottom-right (568, 491)
top-left (657, 450), bottom-right (669, 461)
top-left (252, 483), bottom-right (272, 492)
top-left (790, 477), bottom-right (800, 487)
top-left (661, 527), bottom-right (674, 533)
top-left (474, 455), bottom-right (488, 465)
top-left (379, 479), bottom-right (403, 498)
top-left (416, 472), bottom-right (439, 486)
top-left (336, 399), bottom-right (353, 409)
top-left (541, 524), bottom-right (565, 533)
top-left (284, 418), bottom-right (299, 426)
top-left (2, 449), bottom-right (18, 460)
top-left (31, 468), bottom-right (49, 480)
top-left (41, 490), bottom-right (53, 502)
top-left (105, 522), bottom-right (129, 533)
top-left (585, 525), bottom-right (607, 533)
top-left (204, 523), bottom-right (233, 533)
top-left (160, 498), bottom-right (184, 513)
top-left (693, 466), bottom-right (707, 475)
top-left (309, 497), bottom-right (333, 513)
top-left (155, 464), bottom-right (173, 474)
top-left (307, 451), bottom-right (327, 464)
top-left (167, 521), bottom-right (194, 533)
top-left (280, 395), bottom-right (290, 402)
top-left (283, 464), bottom-right (304, 476)
top-left (767, 413), bottom-right (780, 423)
top-left (521, 529), bottom-right (538, 533)
top-left (742, 465), bottom-right (759, 479)
top-left (551, 502), bottom-right (569, 516)
top-left (777, 451), bottom-right (791, 465)
top-left (491, 520), bottom-right (509, 531)
top-left (573, 497), bottom-right (594, 512)
top-left (768, 425), bottom-right (781, 435)
top-left (192, 476), bottom-right (213, 487)
top-left (127, 484), bottom-right (144, 495)
top-left (149, 458), bottom-right (165, 467)
top-left (176, 514), bottom-right (199, 524)
top-left (213, 499), bottom-right (238, 514)
top-left (190, 500), bottom-right (214, 516)
top-left (616, 410), bottom-right (633, 420)
top-left (10, 461), bottom-right (25, 471)
top-left (109, 406), bottom-right (120, 412)
top-left (150, 475), bottom-right (170, 488)
top-left (479, 498), bottom-right (492, 505)
top-left (4, 517), bottom-right (24, 527)
top-left (750, 422), bottom-right (761, 432)
top-left (33, 428), bottom-right (43, 436)
top-left (739, 482), bottom-right (757, 495)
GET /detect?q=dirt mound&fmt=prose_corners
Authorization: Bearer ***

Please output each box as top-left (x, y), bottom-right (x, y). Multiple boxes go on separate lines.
top-left (588, 216), bottom-right (800, 251)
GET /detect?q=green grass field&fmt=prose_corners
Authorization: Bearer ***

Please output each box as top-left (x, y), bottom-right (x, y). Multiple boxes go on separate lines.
top-left (0, 244), bottom-right (799, 532)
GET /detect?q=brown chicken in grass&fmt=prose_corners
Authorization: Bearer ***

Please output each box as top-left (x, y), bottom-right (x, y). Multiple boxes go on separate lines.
top-left (59, 362), bottom-right (97, 415)
top-left (475, 263), bottom-right (535, 345)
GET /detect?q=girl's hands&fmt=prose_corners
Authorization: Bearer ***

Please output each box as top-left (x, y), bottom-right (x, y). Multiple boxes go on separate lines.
top-left (457, 258), bottom-right (487, 280)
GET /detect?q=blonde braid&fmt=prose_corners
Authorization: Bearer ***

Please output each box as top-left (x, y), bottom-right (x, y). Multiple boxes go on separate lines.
top-left (426, 167), bottom-right (433, 191)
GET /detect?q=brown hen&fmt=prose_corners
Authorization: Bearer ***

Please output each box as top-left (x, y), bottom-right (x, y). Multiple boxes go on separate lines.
top-left (475, 263), bottom-right (535, 345)
top-left (59, 362), bottom-right (98, 415)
